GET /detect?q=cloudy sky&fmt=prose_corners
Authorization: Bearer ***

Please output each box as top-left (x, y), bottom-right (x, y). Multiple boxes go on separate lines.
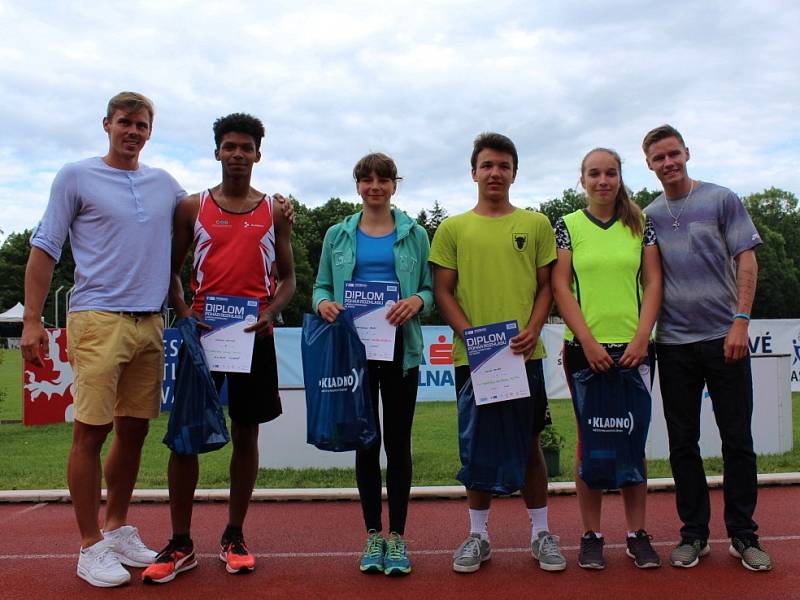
top-left (1, 0), bottom-right (798, 240)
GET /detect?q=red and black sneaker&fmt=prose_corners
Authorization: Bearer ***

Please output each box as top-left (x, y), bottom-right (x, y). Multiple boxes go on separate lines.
top-left (219, 537), bottom-right (255, 574)
top-left (142, 540), bottom-right (197, 584)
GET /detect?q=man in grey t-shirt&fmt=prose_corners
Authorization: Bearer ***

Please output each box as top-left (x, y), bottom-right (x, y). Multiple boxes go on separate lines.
top-left (642, 124), bottom-right (771, 572)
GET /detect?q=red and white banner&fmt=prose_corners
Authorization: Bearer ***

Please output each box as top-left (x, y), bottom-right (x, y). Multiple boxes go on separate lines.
top-left (20, 320), bottom-right (800, 426)
top-left (23, 328), bottom-right (75, 425)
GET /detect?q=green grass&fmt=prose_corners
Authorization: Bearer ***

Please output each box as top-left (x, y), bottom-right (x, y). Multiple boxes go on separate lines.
top-left (1, 349), bottom-right (798, 490)
top-left (0, 349), bottom-right (22, 421)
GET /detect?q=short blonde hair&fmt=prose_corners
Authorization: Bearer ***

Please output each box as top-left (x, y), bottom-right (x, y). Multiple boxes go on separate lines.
top-left (106, 91), bottom-right (155, 125)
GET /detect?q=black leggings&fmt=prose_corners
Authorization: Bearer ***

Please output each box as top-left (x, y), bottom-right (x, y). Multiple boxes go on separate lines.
top-left (355, 335), bottom-right (418, 535)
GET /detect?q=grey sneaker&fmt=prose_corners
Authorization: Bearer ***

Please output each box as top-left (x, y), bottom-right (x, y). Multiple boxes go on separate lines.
top-left (669, 537), bottom-right (710, 568)
top-left (531, 531), bottom-right (567, 572)
top-left (452, 533), bottom-right (491, 573)
top-left (729, 536), bottom-right (772, 572)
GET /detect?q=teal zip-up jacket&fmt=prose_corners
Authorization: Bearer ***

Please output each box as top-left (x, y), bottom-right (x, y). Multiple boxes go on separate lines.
top-left (312, 208), bottom-right (434, 372)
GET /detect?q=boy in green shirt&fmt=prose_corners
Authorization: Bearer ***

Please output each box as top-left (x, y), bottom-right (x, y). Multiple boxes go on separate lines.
top-left (430, 132), bottom-right (564, 573)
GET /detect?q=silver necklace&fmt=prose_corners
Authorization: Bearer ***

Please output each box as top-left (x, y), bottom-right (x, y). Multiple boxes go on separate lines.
top-left (665, 180), bottom-right (694, 230)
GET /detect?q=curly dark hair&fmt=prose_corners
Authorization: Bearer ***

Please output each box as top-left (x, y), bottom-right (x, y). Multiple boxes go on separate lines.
top-left (213, 113), bottom-right (266, 151)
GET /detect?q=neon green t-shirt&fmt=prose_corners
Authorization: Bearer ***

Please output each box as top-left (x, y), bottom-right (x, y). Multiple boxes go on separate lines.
top-left (560, 209), bottom-right (645, 343)
top-left (429, 208), bottom-right (556, 366)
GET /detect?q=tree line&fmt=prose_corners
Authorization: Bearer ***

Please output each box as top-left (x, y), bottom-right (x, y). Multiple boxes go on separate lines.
top-left (0, 187), bottom-right (797, 329)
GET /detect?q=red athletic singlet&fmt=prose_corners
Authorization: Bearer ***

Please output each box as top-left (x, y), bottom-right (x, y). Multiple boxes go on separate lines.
top-left (191, 189), bottom-right (277, 313)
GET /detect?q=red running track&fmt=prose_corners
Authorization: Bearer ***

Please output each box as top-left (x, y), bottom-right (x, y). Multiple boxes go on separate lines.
top-left (1, 486), bottom-right (799, 599)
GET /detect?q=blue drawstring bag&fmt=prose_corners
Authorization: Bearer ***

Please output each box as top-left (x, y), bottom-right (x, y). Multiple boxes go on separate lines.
top-left (301, 311), bottom-right (377, 452)
top-left (163, 317), bottom-right (230, 455)
top-left (456, 377), bottom-right (534, 495)
top-left (572, 366), bottom-right (651, 489)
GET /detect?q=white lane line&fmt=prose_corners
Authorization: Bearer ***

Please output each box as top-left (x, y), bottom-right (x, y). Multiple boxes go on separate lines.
top-left (0, 503), bottom-right (47, 523)
top-left (2, 535), bottom-right (799, 561)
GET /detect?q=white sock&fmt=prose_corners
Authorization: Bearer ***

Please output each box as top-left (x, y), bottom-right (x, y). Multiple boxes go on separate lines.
top-left (585, 531), bottom-right (603, 538)
top-left (528, 507), bottom-right (549, 539)
top-left (627, 531), bottom-right (639, 538)
top-left (469, 509), bottom-right (490, 540)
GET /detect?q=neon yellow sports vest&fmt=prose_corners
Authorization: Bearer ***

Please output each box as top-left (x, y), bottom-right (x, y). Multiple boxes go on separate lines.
top-left (562, 210), bottom-right (643, 344)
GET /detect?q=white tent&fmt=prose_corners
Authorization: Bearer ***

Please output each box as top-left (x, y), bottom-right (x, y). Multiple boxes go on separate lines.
top-left (0, 302), bottom-right (24, 322)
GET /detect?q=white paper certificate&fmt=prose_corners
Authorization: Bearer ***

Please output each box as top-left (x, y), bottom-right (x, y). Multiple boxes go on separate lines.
top-left (343, 281), bottom-right (400, 361)
top-left (201, 295), bottom-right (259, 373)
top-left (464, 320), bottom-right (530, 405)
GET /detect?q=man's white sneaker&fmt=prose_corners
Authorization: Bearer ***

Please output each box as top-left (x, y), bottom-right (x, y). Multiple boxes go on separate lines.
top-left (104, 525), bottom-right (157, 567)
top-left (77, 538), bottom-right (131, 587)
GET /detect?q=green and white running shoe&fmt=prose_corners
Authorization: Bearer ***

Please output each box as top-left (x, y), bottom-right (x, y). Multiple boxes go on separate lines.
top-left (669, 537), bottom-right (710, 568)
top-left (729, 536), bottom-right (772, 572)
top-left (383, 532), bottom-right (411, 576)
top-left (359, 530), bottom-right (386, 574)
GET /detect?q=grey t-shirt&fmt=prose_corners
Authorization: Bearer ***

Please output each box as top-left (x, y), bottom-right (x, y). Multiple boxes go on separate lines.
top-left (647, 181), bottom-right (762, 344)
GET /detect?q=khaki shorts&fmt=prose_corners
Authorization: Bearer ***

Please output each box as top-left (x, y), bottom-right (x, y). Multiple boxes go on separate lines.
top-left (67, 310), bottom-right (164, 425)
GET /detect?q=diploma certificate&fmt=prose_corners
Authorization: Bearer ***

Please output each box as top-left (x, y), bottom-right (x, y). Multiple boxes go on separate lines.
top-left (464, 320), bottom-right (530, 405)
top-left (201, 294), bottom-right (259, 373)
top-left (343, 281), bottom-right (400, 361)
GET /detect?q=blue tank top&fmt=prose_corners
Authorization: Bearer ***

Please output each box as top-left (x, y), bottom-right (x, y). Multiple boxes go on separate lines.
top-left (354, 228), bottom-right (398, 283)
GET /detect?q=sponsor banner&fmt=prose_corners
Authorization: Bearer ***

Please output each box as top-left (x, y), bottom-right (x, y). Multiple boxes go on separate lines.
top-left (23, 328), bottom-right (74, 425)
top-left (161, 327), bottom-right (227, 413)
top-left (161, 327), bottom-right (182, 412)
top-left (541, 324), bottom-right (569, 400)
top-left (20, 320), bottom-right (800, 425)
top-left (747, 319), bottom-right (800, 391)
top-left (417, 327), bottom-right (456, 401)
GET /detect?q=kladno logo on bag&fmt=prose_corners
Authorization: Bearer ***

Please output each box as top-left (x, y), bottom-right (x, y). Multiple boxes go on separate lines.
top-left (588, 411), bottom-right (634, 435)
top-left (319, 368), bottom-right (362, 393)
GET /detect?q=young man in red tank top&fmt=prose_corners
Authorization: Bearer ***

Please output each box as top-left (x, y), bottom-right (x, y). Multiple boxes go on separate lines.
top-left (143, 113), bottom-right (296, 583)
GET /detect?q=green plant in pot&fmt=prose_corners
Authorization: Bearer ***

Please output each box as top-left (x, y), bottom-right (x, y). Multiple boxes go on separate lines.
top-left (540, 423), bottom-right (564, 478)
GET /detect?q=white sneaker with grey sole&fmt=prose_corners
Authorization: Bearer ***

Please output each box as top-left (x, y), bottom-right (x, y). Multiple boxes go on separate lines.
top-left (103, 525), bottom-right (158, 567)
top-left (77, 537), bottom-right (131, 587)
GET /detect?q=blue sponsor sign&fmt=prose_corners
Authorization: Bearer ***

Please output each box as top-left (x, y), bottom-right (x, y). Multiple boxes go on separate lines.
top-left (161, 327), bottom-right (182, 411)
top-left (161, 326), bottom-right (228, 412)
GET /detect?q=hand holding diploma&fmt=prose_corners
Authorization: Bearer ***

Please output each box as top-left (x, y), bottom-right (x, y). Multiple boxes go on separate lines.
top-left (386, 295), bottom-right (423, 326)
top-left (244, 308), bottom-right (276, 338)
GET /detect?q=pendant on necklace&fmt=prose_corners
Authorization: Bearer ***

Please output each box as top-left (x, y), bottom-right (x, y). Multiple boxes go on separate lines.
top-left (672, 219), bottom-right (680, 230)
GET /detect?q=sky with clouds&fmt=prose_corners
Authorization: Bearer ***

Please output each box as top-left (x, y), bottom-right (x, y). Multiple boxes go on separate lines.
top-left (1, 0), bottom-right (798, 240)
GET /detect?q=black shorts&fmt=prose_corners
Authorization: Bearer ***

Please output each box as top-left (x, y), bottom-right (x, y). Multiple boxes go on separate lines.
top-left (212, 334), bottom-right (282, 425)
top-left (455, 359), bottom-right (551, 435)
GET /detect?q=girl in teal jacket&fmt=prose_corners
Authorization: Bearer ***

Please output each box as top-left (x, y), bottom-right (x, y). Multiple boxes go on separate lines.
top-left (312, 153), bottom-right (433, 576)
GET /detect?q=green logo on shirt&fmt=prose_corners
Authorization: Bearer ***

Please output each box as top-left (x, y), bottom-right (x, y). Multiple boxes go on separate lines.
top-left (512, 233), bottom-right (528, 252)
